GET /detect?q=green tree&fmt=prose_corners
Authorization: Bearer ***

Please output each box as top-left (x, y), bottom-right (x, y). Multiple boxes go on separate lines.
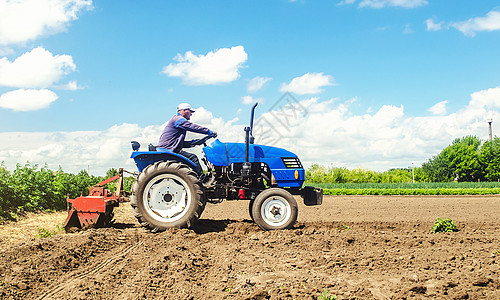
top-left (103, 168), bottom-right (118, 192)
top-left (306, 164), bottom-right (328, 183)
top-left (381, 168), bottom-right (412, 183)
top-left (422, 136), bottom-right (483, 182)
top-left (123, 176), bottom-right (135, 193)
top-left (413, 166), bottom-right (428, 182)
top-left (480, 137), bottom-right (500, 181)
top-left (105, 168), bottom-right (118, 179)
top-left (422, 150), bottom-right (454, 182)
top-left (327, 167), bottom-right (349, 183)
top-left (447, 136), bottom-right (482, 181)
top-left (347, 167), bottom-right (381, 183)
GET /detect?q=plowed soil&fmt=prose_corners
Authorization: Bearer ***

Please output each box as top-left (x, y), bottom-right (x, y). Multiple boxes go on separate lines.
top-left (0, 195), bottom-right (499, 299)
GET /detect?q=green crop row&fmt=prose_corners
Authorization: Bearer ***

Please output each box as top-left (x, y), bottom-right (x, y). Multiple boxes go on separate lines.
top-left (322, 188), bottom-right (500, 195)
top-left (0, 163), bottom-right (134, 222)
top-left (310, 182), bottom-right (500, 190)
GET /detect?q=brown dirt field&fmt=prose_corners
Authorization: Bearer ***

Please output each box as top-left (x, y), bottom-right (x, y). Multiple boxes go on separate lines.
top-left (0, 195), bottom-right (499, 299)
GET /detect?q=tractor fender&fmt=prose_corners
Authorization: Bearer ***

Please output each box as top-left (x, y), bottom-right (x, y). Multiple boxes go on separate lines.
top-left (131, 150), bottom-right (197, 172)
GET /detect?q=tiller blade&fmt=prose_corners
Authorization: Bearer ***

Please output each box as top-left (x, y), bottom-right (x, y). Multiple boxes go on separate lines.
top-left (64, 168), bottom-right (127, 231)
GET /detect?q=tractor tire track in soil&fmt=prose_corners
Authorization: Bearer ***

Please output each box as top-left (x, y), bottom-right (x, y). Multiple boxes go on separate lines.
top-left (36, 241), bottom-right (144, 300)
top-left (0, 195), bottom-right (499, 299)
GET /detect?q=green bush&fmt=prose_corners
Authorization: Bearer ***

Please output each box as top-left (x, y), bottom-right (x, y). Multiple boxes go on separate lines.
top-left (305, 164), bottom-right (415, 184)
top-left (36, 225), bottom-right (64, 238)
top-left (432, 218), bottom-right (458, 233)
top-left (0, 163), bottom-right (131, 222)
top-left (318, 288), bottom-right (337, 300)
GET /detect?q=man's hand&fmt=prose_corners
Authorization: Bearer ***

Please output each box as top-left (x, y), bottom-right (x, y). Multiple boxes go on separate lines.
top-left (189, 132), bottom-right (216, 148)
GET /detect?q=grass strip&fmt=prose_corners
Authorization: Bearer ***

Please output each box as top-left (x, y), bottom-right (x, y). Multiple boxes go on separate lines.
top-left (322, 188), bottom-right (500, 196)
top-left (309, 182), bottom-right (500, 190)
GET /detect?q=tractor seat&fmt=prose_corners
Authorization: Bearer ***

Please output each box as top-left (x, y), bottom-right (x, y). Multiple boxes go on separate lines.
top-left (155, 147), bottom-right (174, 153)
top-left (131, 141), bottom-right (140, 151)
top-left (130, 141), bottom-right (157, 151)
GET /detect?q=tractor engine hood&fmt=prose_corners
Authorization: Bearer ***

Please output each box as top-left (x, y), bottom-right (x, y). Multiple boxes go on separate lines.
top-left (203, 139), bottom-right (305, 187)
top-left (203, 139), bottom-right (298, 166)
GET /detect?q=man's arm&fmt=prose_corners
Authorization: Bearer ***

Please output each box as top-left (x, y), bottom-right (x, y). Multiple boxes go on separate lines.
top-left (174, 118), bottom-right (211, 135)
top-left (183, 132), bottom-right (217, 148)
top-left (182, 139), bottom-right (197, 148)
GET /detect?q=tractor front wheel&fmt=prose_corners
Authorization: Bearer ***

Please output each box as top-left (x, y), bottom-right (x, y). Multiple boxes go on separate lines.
top-left (130, 161), bottom-right (205, 231)
top-left (251, 188), bottom-right (298, 230)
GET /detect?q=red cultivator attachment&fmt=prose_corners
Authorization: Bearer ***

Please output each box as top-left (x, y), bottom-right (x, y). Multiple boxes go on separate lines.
top-left (64, 168), bottom-right (128, 231)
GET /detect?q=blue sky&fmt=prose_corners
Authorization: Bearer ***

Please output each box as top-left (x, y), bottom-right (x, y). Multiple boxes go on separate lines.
top-left (1, 0), bottom-right (500, 175)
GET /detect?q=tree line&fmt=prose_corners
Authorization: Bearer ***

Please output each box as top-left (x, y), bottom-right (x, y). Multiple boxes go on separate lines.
top-left (307, 136), bottom-right (500, 183)
top-left (421, 136), bottom-right (499, 182)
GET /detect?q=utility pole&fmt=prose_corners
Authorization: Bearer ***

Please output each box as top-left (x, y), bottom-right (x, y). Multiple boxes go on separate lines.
top-left (488, 119), bottom-right (493, 142)
top-left (412, 162), bottom-right (415, 184)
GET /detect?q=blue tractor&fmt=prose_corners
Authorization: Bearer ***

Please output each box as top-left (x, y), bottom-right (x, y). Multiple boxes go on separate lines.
top-left (129, 104), bottom-right (322, 231)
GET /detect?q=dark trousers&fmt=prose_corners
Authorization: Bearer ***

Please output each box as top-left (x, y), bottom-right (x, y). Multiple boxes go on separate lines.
top-left (179, 150), bottom-right (201, 174)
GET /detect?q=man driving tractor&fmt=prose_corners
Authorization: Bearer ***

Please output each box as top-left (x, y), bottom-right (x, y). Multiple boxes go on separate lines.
top-left (66, 102), bottom-right (321, 232)
top-left (157, 102), bottom-right (216, 173)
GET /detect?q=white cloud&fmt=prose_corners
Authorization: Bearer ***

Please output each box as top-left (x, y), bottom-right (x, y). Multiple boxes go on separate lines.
top-left (425, 18), bottom-right (443, 31)
top-left (250, 88), bottom-right (500, 170)
top-left (56, 80), bottom-right (83, 90)
top-left (452, 10), bottom-right (500, 37)
top-left (0, 0), bottom-right (92, 45)
top-left (0, 124), bottom-right (155, 175)
top-left (428, 100), bottom-right (448, 115)
top-left (358, 0), bottom-right (428, 8)
top-left (0, 47), bottom-right (75, 88)
top-left (280, 72), bottom-right (335, 95)
top-left (241, 95), bottom-right (264, 105)
top-left (0, 111), bottom-right (242, 175)
top-left (468, 87), bottom-right (500, 109)
top-left (162, 46), bottom-right (248, 85)
top-left (338, 0), bottom-right (356, 6)
top-left (0, 89), bottom-right (58, 111)
top-left (0, 47), bottom-right (14, 56)
top-left (403, 24), bottom-right (414, 34)
top-left (2, 86), bottom-right (500, 174)
top-left (247, 76), bottom-right (272, 93)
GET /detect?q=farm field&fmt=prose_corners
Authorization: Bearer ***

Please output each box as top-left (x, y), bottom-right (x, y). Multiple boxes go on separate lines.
top-left (310, 182), bottom-right (500, 195)
top-left (0, 195), bottom-right (499, 299)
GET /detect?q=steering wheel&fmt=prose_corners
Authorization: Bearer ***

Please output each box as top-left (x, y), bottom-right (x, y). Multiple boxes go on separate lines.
top-left (194, 132), bottom-right (217, 146)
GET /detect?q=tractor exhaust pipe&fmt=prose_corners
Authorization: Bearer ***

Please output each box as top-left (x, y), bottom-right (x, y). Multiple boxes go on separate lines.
top-left (243, 103), bottom-right (258, 178)
top-left (249, 102), bottom-right (257, 144)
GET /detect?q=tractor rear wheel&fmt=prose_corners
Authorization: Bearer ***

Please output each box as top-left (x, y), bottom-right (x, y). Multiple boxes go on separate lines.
top-left (251, 188), bottom-right (298, 230)
top-left (130, 161), bottom-right (205, 231)
top-left (248, 199), bottom-right (255, 221)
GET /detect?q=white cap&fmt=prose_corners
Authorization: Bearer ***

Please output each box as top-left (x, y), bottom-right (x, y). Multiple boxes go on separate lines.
top-left (177, 102), bottom-right (195, 112)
